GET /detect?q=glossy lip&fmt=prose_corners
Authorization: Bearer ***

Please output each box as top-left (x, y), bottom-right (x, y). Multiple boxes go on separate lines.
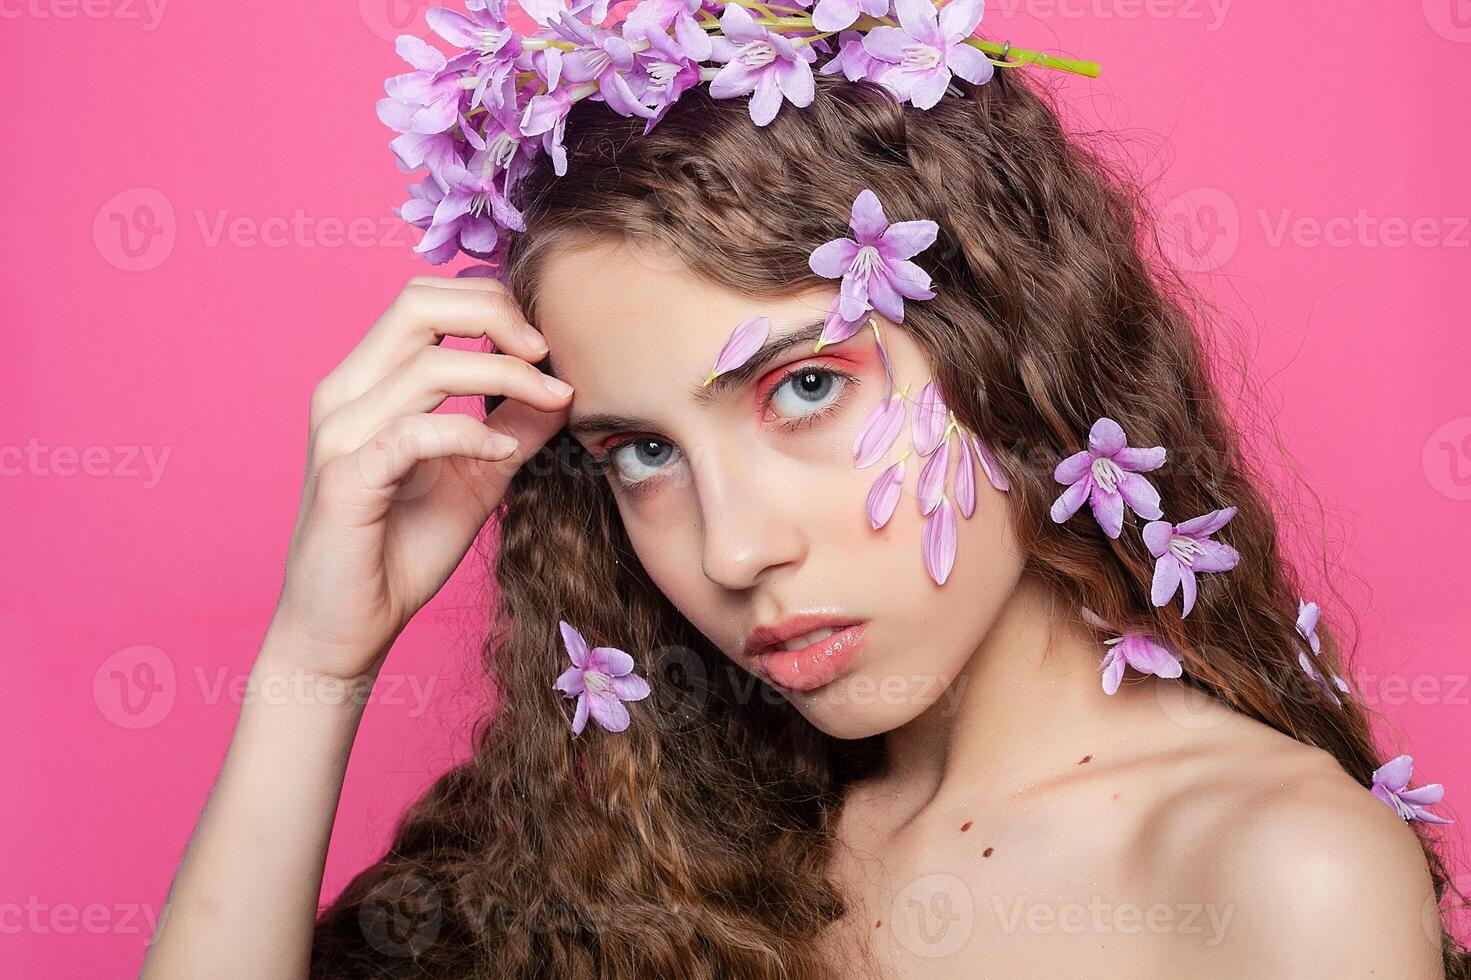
top-left (753, 622), bottom-right (868, 693)
top-left (744, 612), bottom-right (864, 660)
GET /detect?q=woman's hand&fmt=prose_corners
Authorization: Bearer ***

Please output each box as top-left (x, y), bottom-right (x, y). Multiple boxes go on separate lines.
top-left (268, 273), bottom-right (572, 680)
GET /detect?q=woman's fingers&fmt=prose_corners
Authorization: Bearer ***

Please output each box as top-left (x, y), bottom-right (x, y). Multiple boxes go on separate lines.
top-left (314, 412), bottom-right (520, 510)
top-left (310, 346), bottom-right (572, 470)
top-left (312, 276), bottom-right (549, 421)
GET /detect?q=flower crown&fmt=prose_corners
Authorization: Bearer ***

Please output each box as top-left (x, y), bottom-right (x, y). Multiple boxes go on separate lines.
top-left (378, 0), bottom-right (1100, 271)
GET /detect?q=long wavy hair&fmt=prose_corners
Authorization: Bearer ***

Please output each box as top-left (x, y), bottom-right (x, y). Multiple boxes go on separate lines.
top-left (311, 65), bottom-right (1471, 977)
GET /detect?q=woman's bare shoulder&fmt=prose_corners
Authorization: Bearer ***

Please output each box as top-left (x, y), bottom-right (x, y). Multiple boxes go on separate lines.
top-left (1128, 708), bottom-right (1444, 977)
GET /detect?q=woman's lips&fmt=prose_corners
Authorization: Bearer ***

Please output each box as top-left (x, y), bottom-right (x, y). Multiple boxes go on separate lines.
top-left (753, 623), bottom-right (867, 692)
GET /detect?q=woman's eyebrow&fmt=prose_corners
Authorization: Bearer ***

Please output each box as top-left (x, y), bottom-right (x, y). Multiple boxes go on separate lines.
top-left (566, 317), bottom-right (828, 439)
top-left (690, 318), bottom-right (827, 401)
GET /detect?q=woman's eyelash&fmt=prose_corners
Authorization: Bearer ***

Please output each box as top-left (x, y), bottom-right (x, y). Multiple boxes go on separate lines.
top-left (593, 363), bottom-right (860, 494)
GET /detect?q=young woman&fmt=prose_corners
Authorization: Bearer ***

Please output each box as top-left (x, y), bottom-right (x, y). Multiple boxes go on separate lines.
top-left (142, 45), bottom-right (1469, 980)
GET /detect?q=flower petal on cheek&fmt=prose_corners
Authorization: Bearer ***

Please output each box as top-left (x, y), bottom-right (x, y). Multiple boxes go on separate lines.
top-left (703, 315), bottom-right (771, 385)
top-left (853, 390), bottom-right (907, 468)
top-left (954, 428), bottom-right (977, 518)
top-left (912, 381), bottom-right (947, 456)
top-left (918, 431), bottom-right (951, 514)
top-left (866, 457), bottom-right (906, 529)
top-left (922, 495), bottom-right (957, 585)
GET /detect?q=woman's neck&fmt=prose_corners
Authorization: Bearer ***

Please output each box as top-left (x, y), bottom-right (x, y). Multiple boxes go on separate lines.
top-left (874, 572), bottom-right (1163, 824)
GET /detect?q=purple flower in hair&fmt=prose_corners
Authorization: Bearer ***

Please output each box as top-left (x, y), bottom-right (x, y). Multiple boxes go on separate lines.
top-left (812, 0), bottom-right (892, 33)
top-left (1142, 507), bottom-right (1240, 618)
top-left (1371, 755), bottom-right (1453, 825)
top-left (1295, 597), bottom-right (1348, 706)
top-left (1081, 608), bottom-right (1184, 695)
top-left (707, 2), bottom-right (818, 126)
top-left (861, 0), bottom-right (995, 110)
top-left (1050, 417), bottom-right (1166, 539)
top-left (819, 29), bottom-right (894, 83)
top-left (378, 35), bottom-right (470, 136)
top-left (554, 620), bottom-right (652, 735)
top-left (809, 188), bottom-right (938, 324)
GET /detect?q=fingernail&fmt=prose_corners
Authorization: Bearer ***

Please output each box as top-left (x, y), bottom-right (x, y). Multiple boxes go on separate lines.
top-left (542, 375), bottom-right (573, 397)
top-left (521, 322), bottom-right (548, 353)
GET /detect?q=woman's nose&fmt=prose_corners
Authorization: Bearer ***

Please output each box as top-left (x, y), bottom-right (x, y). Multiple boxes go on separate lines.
top-left (692, 445), bottom-right (808, 591)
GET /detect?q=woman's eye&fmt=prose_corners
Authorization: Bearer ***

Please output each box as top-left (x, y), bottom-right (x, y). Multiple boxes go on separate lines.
top-left (767, 366), bottom-right (851, 421)
top-left (607, 438), bottom-right (681, 486)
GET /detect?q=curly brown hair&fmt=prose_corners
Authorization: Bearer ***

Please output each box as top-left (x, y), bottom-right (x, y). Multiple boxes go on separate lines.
top-left (310, 66), bottom-right (1471, 978)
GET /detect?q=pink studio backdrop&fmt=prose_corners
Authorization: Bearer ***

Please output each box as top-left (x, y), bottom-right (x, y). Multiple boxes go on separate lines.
top-left (3, 1), bottom-right (1468, 974)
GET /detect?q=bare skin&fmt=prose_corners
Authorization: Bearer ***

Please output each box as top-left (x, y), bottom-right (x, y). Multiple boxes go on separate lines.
top-left (142, 248), bottom-right (1446, 978)
top-left (141, 274), bottom-right (572, 978)
top-left (531, 237), bottom-right (1446, 980)
top-left (816, 578), bottom-right (1444, 979)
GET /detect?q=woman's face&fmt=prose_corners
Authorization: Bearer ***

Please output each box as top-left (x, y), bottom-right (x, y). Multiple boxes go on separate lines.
top-left (534, 236), bottom-right (1026, 739)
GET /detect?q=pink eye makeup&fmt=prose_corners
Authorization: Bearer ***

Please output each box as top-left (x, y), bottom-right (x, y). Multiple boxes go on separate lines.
top-left (592, 356), bottom-right (866, 498)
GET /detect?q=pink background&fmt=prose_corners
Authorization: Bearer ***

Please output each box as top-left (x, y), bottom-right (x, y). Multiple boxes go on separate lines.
top-left (3, 1), bottom-right (1468, 974)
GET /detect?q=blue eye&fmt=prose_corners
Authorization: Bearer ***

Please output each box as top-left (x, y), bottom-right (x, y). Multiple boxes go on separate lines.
top-left (606, 437), bottom-right (681, 487)
top-left (768, 366), bottom-right (850, 421)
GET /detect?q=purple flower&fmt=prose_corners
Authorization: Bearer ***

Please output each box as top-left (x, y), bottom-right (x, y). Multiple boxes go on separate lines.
top-left (428, 0), bottom-right (516, 57)
top-left (703, 315), bottom-right (771, 385)
top-left (811, 0), bottom-right (891, 33)
top-left (707, 2), bottom-right (817, 126)
top-left (1371, 755), bottom-right (1453, 825)
top-left (819, 28), bottom-right (893, 83)
top-left (553, 620), bottom-right (651, 735)
top-left (1080, 607), bottom-right (1184, 695)
top-left (555, 13), bottom-right (658, 119)
top-left (809, 188), bottom-right (938, 324)
top-left (625, 13), bottom-right (709, 132)
top-left (1142, 507), bottom-right (1240, 618)
top-left (378, 35), bottom-right (469, 136)
top-left (1049, 417), bottom-right (1166, 539)
top-left (861, 0), bottom-right (995, 110)
top-left (1296, 597), bottom-right (1348, 706)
